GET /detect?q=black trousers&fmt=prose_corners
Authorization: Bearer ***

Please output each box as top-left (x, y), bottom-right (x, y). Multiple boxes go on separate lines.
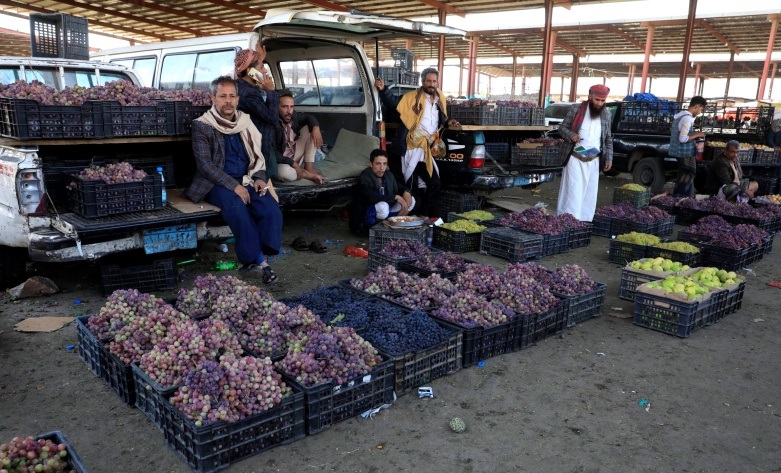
top-left (407, 162), bottom-right (441, 217)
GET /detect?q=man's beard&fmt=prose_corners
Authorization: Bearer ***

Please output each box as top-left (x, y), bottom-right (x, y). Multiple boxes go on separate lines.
top-left (424, 85), bottom-right (436, 95)
top-left (589, 100), bottom-right (604, 117)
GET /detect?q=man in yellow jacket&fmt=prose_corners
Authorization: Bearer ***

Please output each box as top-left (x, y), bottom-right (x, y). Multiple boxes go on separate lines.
top-left (375, 67), bottom-right (459, 217)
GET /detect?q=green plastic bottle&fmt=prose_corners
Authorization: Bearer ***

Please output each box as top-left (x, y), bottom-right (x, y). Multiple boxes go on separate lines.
top-left (212, 260), bottom-right (240, 271)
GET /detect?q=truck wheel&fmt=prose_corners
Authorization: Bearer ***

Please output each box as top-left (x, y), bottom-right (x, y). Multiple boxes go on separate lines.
top-left (632, 157), bottom-right (665, 194)
top-left (0, 246), bottom-right (27, 290)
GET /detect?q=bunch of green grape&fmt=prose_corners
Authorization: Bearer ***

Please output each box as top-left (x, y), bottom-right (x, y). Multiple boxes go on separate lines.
top-left (441, 220), bottom-right (487, 234)
top-left (456, 210), bottom-right (495, 221)
top-left (615, 232), bottom-right (660, 245)
top-left (653, 241), bottom-right (700, 254)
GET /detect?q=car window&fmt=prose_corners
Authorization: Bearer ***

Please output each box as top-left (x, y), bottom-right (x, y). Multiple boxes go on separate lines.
top-left (111, 57), bottom-right (157, 87)
top-left (63, 70), bottom-right (135, 88)
top-left (281, 58), bottom-right (364, 107)
top-left (0, 67), bottom-right (23, 85)
top-left (160, 49), bottom-right (236, 91)
top-left (545, 104), bottom-right (571, 119)
top-left (22, 68), bottom-right (58, 88)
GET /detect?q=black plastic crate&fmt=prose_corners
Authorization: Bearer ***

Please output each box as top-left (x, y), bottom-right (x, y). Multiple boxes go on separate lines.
top-left (530, 107), bottom-right (545, 126)
top-left (653, 217), bottom-right (676, 237)
top-left (106, 351), bottom-right (136, 406)
top-left (100, 257), bottom-right (177, 295)
top-left (753, 176), bottom-right (779, 197)
top-left (432, 225), bottom-right (483, 253)
top-left (649, 200), bottom-right (678, 216)
top-left (746, 242), bottom-right (764, 265)
top-left (431, 315), bottom-right (522, 368)
top-left (700, 243), bottom-right (752, 271)
top-left (762, 233), bottom-right (774, 255)
top-left (174, 102), bottom-right (211, 136)
top-left (619, 267), bottom-right (666, 302)
top-left (437, 191), bottom-right (481, 218)
top-left (485, 142), bottom-right (510, 160)
top-left (479, 226), bottom-right (543, 262)
top-left (612, 187), bottom-right (651, 208)
top-left (519, 302), bottom-right (566, 349)
top-left (36, 431), bottom-right (88, 473)
top-left (498, 106), bottom-right (531, 125)
top-left (124, 156), bottom-right (177, 187)
top-left (401, 71), bottom-right (420, 86)
top-left (0, 98), bottom-right (104, 140)
top-left (511, 144), bottom-right (565, 167)
top-left (30, 13), bottom-right (89, 60)
top-left (398, 257), bottom-right (473, 280)
top-left (722, 280), bottom-right (747, 318)
top-left (367, 249), bottom-right (415, 271)
top-left (609, 240), bottom-right (648, 265)
top-left (390, 48), bottom-right (414, 69)
top-left (611, 218), bottom-right (656, 236)
top-left (377, 66), bottom-right (403, 85)
top-left (645, 246), bottom-right (701, 267)
top-left (568, 225), bottom-right (592, 249)
top-left (369, 223), bottom-right (428, 249)
top-left (554, 282), bottom-right (606, 328)
top-left (65, 172), bottom-right (163, 218)
top-left (676, 229), bottom-right (712, 245)
top-left (754, 149), bottom-right (781, 164)
top-left (633, 290), bottom-right (716, 338)
top-left (590, 215), bottom-right (613, 237)
top-left (448, 105), bottom-right (498, 125)
top-left (76, 315), bottom-right (111, 383)
top-left (160, 387), bottom-right (305, 473)
top-left (132, 363), bottom-right (179, 432)
top-left (718, 213), bottom-right (776, 234)
top-left (375, 319), bottom-right (463, 395)
top-left (282, 360), bottom-right (395, 435)
top-left (616, 101), bottom-right (683, 134)
top-left (675, 207), bottom-right (710, 226)
top-left (537, 230), bottom-right (569, 257)
top-left (102, 101), bottom-right (176, 137)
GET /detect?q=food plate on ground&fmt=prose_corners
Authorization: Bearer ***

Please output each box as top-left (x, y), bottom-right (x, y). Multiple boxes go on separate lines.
top-left (386, 216), bottom-right (427, 227)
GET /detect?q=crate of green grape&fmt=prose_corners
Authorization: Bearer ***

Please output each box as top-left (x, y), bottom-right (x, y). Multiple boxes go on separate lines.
top-left (609, 232), bottom-right (660, 264)
top-left (613, 184), bottom-right (651, 208)
top-left (432, 220), bottom-right (487, 253)
top-left (645, 241), bottom-right (702, 267)
top-left (447, 209), bottom-right (498, 224)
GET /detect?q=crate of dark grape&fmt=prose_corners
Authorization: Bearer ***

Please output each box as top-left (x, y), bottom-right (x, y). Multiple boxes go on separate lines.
top-left (432, 225), bottom-right (483, 253)
top-left (511, 142), bottom-right (564, 167)
top-left (479, 226), bottom-right (543, 262)
top-left (567, 223), bottom-right (592, 249)
top-left (76, 315), bottom-right (111, 384)
top-left (652, 216), bottom-right (676, 237)
top-left (281, 360), bottom-right (395, 435)
top-left (101, 257), bottom-right (177, 295)
top-left (519, 302), bottom-right (566, 349)
top-left (174, 102), bottom-right (211, 135)
top-left (160, 386), bottom-right (306, 473)
top-left (0, 97), bottom-right (105, 140)
top-left (554, 282), bottom-right (606, 328)
top-left (699, 244), bottom-right (751, 271)
top-left (609, 239), bottom-right (648, 264)
top-left (536, 230), bottom-right (569, 257)
top-left (65, 167), bottom-right (164, 218)
top-left (590, 215), bottom-right (613, 237)
top-left (0, 431), bottom-right (90, 473)
top-left (101, 100), bottom-right (176, 137)
top-left (132, 363), bottom-right (179, 432)
top-left (612, 186), bottom-right (651, 208)
top-left (430, 314), bottom-right (522, 367)
top-left (437, 190), bottom-right (481, 217)
top-left (367, 248), bottom-right (414, 271)
top-left (632, 286), bottom-right (718, 338)
top-left (369, 222), bottom-right (428, 249)
top-left (369, 314), bottom-right (463, 395)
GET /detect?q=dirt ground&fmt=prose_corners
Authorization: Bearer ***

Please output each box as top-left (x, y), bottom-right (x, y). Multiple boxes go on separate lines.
top-left (1, 174), bottom-right (780, 473)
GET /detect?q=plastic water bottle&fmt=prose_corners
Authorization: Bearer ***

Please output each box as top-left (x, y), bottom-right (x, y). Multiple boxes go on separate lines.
top-left (157, 166), bottom-right (167, 204)
top-left (427, 225), bottom-right (434, 247)
top-left (213, 261), bottom-right (240, 271)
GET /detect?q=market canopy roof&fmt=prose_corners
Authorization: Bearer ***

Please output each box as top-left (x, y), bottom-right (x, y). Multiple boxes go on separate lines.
top-left (0, 1), bottom-right (778, 80)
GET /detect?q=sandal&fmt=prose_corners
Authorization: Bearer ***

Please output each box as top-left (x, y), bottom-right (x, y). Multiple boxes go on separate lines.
top-left (292, 236), bottom-right (309, 251)
top-left (309, 239), bottom-right (328, 253)
top-left (261, 265), bottom-right (278, 285)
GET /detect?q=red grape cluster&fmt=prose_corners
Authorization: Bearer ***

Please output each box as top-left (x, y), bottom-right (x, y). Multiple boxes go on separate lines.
top-left (556, 213), bottom-right (591, 230)
top-left (432, 290), bottom-right (514, 328)
top-left (71, 162), bottom-right (147, 184)
top-left (275, 325), bottom-right (382, 386)
top-left (170, 354), bottom-right (291, 426)
top-left (454, 263), bottom-right (504, 297)
top-left (349, 265), bottom-right (417, 294)
top-left (521, 137), bottom-right (564, 146)
top-left (679, 196), bottom-right (772, 220)
top-left (446, 98), bottom-right (488, 107)
top-left (686, 215), bottom-right (768, 249)
top-left (546, 264), bottom-right (598, 295)
top-left (0, 436), bottom-right (72, 473)
top-left (176, 274), bottom-right (255, 319)
top-left (0, 79), bottom-right (212, 107)
top-left (595, 201), bottom-right (671, 224)
top-left (407, 252), bottom-right (469, 273)
top-left (382, 273), bottom-right (456, 310)
top-left (377, 240), bottom-right (433, 258)
top-left (496, 100), bottom-right (537, 108)
top-left (495, 262), bottom-right (561, 315)
top-left (497, 207), bottom-right (569, 235)
top-left (651, 195), bottom-right (683, 208)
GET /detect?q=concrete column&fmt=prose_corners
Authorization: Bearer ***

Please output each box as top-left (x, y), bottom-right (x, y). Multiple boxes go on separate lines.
top-left (676, 0), bottom-right (698, 102)
top-left (569, 54), bottom-right (579, 101)
top-left (539, 0), bottom-right (554, 107)
top-left (511, 56), bottom-right (517, 99)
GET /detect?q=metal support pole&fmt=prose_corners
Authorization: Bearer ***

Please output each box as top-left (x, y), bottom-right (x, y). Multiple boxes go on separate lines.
top-left (437, 9), bottom-right (446, 79)
top-left (627, 64), bottom-right (636, 96)
top-left (522, 65), bottom-right (527, 95)
top-left (539, 0), bottom-right (554, 107)
top-left (560, 76), bottom-right (565, 102)
top-left (640, 26), bottom-right (654, 93)
top-left (758, 17), bottom-right (779, 100)
top-left (545, 30), bottom-right (557, 102)
top-left (676, 0), bottom-right (697, 103)
top-left (724, 51), bottom-right (735, 108)
top-left (569, 54), bottom-right (579, 101)
top-left (693, 63), bottom-right (701, 97)
top-left (459, 57), bottom-right (464, 96)
top-left (467, 38), bottom-right (478, 96)
top-left (511, 56), bottom-right (517, 99)
top-left (769, 62), bottom-right (778, 100)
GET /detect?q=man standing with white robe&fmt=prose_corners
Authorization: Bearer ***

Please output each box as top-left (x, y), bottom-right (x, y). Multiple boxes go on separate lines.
top-left (556, 84), bottom-right (613, 222)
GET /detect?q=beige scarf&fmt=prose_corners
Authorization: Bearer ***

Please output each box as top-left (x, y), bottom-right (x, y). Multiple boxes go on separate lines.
top-left (398, 88), bottom-right (448, 177)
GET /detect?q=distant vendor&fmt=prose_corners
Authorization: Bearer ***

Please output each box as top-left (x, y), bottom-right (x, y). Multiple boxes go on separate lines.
top-left (704, 140), bottom-right (758, 199)
top-left (349, 149), bottom-right (415, 234)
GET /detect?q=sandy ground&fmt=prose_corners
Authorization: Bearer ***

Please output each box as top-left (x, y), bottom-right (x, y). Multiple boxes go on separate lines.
top-left (1, 174), bottom-right (780, 473)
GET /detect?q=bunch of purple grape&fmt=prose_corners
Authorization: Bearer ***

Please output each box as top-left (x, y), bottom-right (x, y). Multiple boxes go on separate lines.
top-left (432, 290), bottom-right (514, 328)
top-left (496, 100), bottom-right (536, 108)
top-left (377, 240), bottom-right (432, 258)
top-left (408, 252), bottom-right (469, 273)
top-left (275, 326), bottom-right (382, 386)
top-left (687, 215), bottom-right (768, 249)
top-left (495, 262), bottom-right (561, 315)
top-left (170, 354), bottom-right (290, 426)
top-left (556, 213), bottom-right (591, 230)
top-left (71, 162), bottom-right (147, 184)
top-left (595, 201), bottom-right (639, 219)
top-left (0, 435), bottom-right (72, 473)
top-left (595, 201), bottom-right (670, 224)
top-left (454, 263), bottom-right (504, 297)
top-left (521, 137), bottom-right (564, 146)
top-left (650, 195), bottom-right (684, 208)
top-left (546, 264), bottom-right (598, 295)
top-left (382, 273), bottom-right (456, 310)
top-left (496, 208), bottom-right (568, 235)
top-left (176, 274), bottom-right (254, 319)
top-left (349, 265), bottom-right (418, 294)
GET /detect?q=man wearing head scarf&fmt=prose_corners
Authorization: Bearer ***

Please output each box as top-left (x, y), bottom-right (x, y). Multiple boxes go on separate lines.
top-left (234, 47), bottom-right (281, 178)
top-left (374, 68), bottom-right (460, 217)
top-left (186, 76), bottom-right (282, 285)
top-left (555, 84), bottom-right (614, 222)
top-left (669, 96), bottom-right (707, 197)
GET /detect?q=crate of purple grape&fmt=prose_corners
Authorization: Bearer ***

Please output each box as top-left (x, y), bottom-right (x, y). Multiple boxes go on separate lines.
top-left (132, 363), bottom-right (179, 432)
top-left (365, 311), bottom-right (463, 395)
top-left (101, 100), bottom-right (176, 137)
top-left (35, 431), bottom-right (88, 473)
top-left (281, 359), bottom-right (395, 435)
top-left (75, 314), bottom-right (136, 405)
top-left (554, 282), bottom-right (606, 328)
top-left (519, 302), bottom-right (567, 348)
top-left (590, 215), bottom-right (613, 237)
top-left (65, 164), bottom-right (164, 218)
top-left (497, 104), bottom-right (532, 125)
top-left (430, 311), bottom-right (522, 368)
top-left (0, 97), bottom-right (105, 140)
top-left (566, 222), bottom-right (592, 249)
top-left (480, 226), bottom-right (543, 262)
top-left (448, 103), bottom-right (498, 125)
top-left (369, 222), bottom-right (428, 249)
top-left (160, 381), bottom-right (306, 473)
top-left (368, 240), bottom-right (434, 271)
top-left (649, 195), bottom-right (683, 216)
top-left (398, 252), bottom-right (473, 279)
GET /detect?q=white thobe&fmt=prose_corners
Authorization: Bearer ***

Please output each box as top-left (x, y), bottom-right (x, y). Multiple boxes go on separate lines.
top-left (557, 112), bottom-right (601, 222)
top-left (402, 95), bottom-right (440, 188)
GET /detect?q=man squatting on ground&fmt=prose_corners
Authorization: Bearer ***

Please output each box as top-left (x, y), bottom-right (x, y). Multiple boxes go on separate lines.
top-left (274, 90), bottom-right (326, 185)
top-left (375, 67), bottom-right (460, 216)
top-left (355, 149), bottom-right (416, 229)
top-left (556, 84), bottom-right (614, 222)
top-left (186, 76), bottom-right (283, 285)
top-left (670, 96), bottom-right (707, 197)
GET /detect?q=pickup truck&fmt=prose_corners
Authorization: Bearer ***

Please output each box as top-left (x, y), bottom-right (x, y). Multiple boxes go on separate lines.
top-left (603, 100), bottom-right (774, 194)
